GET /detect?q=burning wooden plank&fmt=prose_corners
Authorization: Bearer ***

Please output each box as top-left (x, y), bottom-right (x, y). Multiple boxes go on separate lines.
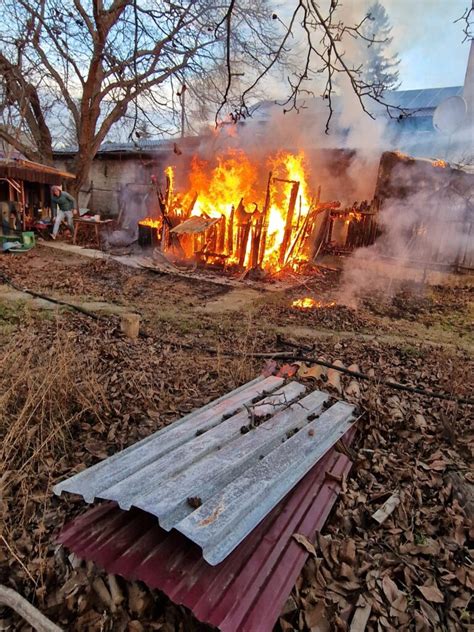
top-left (171, 216), bottom-right (221, 234)
top-left (279, 181), bottom-right (300, 266)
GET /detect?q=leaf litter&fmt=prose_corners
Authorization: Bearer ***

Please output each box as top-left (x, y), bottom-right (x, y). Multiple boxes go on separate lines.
top-left (0, 251), bottom-right (472, 631)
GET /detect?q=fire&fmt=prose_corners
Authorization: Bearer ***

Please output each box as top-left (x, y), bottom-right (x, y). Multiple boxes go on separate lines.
top-left (139, 217), bottom-right (162, 229)
top-left (291, 297), bottom-right (336, 309)
top-left (170, 149), bottom-right (316, 271)
top-left (432, 159), bottom-right (447, 168)
top-left (292, 297), bottom-right (317, 309)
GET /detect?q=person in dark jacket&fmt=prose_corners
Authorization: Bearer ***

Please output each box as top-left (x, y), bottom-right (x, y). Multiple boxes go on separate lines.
top-left (51, 186), bottom-right (77, 239)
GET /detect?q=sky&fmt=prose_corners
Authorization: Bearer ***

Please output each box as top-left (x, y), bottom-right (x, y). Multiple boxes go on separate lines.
top-left (384, 0), bottom-right (471, 89)
top-left (278, 0), bottom-right (471, 92)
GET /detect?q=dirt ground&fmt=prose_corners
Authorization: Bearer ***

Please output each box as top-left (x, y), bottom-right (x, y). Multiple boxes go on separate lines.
top-left (0, 244), bottom-right (472, 631)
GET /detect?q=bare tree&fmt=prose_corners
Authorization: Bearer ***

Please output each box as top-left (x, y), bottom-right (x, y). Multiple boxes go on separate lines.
top-left (0, 0), bottom-right (279, 196)
top-left (217, 0), bottom-right (410, 131)
top-left (0, 0), bottom-right (406, 196)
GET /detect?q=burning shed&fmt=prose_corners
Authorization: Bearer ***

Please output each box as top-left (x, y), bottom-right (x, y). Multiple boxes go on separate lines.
top-left (374, 151), bottom-right (474, 270)
top-left (134, 148), bottom-right (377, 277)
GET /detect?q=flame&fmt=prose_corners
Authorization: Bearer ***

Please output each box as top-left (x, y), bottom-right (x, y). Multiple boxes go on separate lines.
top-left (149, 149), bottom-right (361, 272)
top-left (291, 297), bottom-right (336, 309)
top-left (139, 217), bottom-right (162, 229)
top-left (174, 149), bottom-right (314, 271)
top-left (292, 297), bottom-right (317, 309)
top-left (432, 159), bottom-right (447, 168)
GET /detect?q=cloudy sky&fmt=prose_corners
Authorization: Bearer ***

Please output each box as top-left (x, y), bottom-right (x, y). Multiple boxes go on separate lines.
top-left (384, 0), bottom-right (471, 89)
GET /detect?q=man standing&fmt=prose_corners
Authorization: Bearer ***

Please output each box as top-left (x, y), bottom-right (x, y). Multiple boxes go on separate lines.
top-left (51, 186), bottom-right (76, 239)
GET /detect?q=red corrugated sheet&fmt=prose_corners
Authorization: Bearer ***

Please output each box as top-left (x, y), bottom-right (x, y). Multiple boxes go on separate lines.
top-left (58, 443), bottom-right (354, 632)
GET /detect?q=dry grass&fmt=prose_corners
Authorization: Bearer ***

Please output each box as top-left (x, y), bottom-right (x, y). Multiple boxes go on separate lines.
top-left (0, 322), bottom-right (109, 593)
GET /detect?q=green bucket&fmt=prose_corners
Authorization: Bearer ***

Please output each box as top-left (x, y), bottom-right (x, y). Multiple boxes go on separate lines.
top-left (22, 231), bottom-right (36, 248)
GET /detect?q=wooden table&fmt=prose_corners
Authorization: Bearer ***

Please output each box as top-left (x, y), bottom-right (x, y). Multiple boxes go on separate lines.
top-left (73, 217), bottom-right (114, 247)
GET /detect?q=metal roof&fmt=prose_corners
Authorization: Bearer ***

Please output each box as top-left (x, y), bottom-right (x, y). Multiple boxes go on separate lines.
top-left (0, 157), bottom-right (75, 184)
top-left (383, 86), bottom-right (463, 110)
top-left (57, 439), bottom-right (354, 632)
top-left (53, 135), bottom-right (203, 156)
top-left (54, 377), bottom-right (356, 565)
top-left (251, 86), bottom-right (464, 123)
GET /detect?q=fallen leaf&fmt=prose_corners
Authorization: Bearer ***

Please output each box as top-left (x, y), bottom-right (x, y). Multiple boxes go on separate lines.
top-left (298, 363), bottom-right (325, 380)
top-left (292, 533), bottom-right (316, 556)
top-left (327, 361), bottom-right (344, 393)
top-left (277, 363), bottom-right (298, 378)
top-left (417, 583), bottom-right (444, 603)
top-left (382, 575), bottom-right (401, 603)
top-left (262, 359), bottom-right (277, 377)
top-left (304, 600), bottom-right (327, 628)
top-left (349, 601), bottom-right (371, 632)
top-left (340, 539), bottom-right (356, 565)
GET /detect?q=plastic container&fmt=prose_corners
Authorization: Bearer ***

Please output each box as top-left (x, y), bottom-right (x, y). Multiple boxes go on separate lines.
top-left (21, 231), bottom-right (36, 248)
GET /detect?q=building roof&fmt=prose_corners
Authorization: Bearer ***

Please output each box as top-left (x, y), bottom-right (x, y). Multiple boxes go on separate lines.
top-left (54, 135), bottom-right (204, 158)
top-left (251, 86), bottom-right (464, 121)
top-left (0, 157), bottom-right (75, 184)
top-left (382, 85), bottom-right (463, 110)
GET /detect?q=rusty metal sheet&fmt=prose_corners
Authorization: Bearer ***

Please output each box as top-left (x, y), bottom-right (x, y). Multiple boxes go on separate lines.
top-left (57, 442), bottom-right (354, 632)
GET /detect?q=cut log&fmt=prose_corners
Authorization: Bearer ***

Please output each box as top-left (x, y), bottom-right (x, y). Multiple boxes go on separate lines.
top-left (121, 313), bottom-right (140, 340)
top-left (372, 492), bottom-right (400, 524)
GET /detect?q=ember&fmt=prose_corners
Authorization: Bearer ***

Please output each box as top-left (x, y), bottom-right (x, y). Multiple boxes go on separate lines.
top-left (291, 297), bottom-right (336, 309)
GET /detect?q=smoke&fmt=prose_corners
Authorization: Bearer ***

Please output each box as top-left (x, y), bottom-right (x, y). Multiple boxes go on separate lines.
top-left (181, 0), bottom-right (393, 204)
top-left (337, 157), bottom-right (474, 307)
top-left (120, 0), bottom-right (473, 287)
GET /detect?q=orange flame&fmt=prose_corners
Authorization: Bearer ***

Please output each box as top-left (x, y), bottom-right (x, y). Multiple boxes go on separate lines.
top-left (139, 217), bottom-right (162, 229)
top-left (291, 297), bottom-right (336, 309)
top-left (174, 149), bottom-right (314, 271)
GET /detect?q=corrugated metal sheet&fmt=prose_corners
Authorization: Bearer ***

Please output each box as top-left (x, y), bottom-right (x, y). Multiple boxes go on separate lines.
top-left (54, 378), bottom-right (356, 565)
top-left (58, 440), bottom-right (354, 632)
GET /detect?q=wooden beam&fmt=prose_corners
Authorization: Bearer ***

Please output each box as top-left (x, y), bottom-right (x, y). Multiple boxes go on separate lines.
top-left (279, 181), bottom-right (299, 266)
